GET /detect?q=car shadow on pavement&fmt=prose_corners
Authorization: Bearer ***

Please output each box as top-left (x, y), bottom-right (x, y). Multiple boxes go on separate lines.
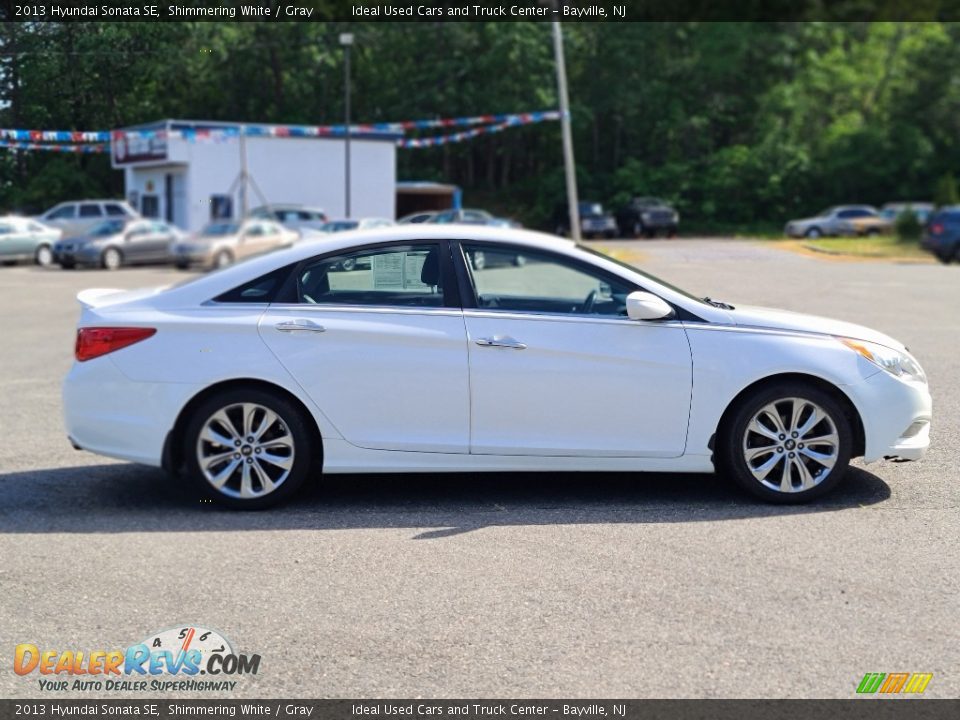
top-left (0, 463), bottom-right (891, 538)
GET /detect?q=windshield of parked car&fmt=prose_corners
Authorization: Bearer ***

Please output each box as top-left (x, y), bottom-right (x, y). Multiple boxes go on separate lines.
top-left (579, 203), bottom-right (605, 216)
top-left (320, 221), bottom-right (359, 232)
top-left (817, 207), bottom-right (839, 217)
top-left (88, 220), bottom-right (127, 237)
top-left (201, 222), bottom-right (240, 237)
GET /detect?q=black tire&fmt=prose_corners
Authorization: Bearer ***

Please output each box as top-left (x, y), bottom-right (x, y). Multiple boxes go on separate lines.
top-left (175, 260), bottom-right (190, 271)
top-left (717, 382), bottom-right (853, 504)
top-left (667, 226), bottom-right (679, 238)
top-left (604, 230), bottom-right (616, 239)
top-left (182, 387), bottom-right (316, 510)
top-left (804, 227), bottom-right (823, 239)
top-left (865, 228), bottom-right (881, 237)
top-left (59, 260), bottom-right (76, 270)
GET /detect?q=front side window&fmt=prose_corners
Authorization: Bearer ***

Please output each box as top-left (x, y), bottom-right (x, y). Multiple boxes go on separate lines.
top-left (298, 244), bottom-right (445, 308)
top-left (462, 244), bottom-right (635, 317)
top-left (46, 205), bottom-right (75, 220)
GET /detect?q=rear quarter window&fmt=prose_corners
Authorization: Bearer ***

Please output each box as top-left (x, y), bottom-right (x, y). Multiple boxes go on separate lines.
top-left (213, 266), bottom-right (294, 303)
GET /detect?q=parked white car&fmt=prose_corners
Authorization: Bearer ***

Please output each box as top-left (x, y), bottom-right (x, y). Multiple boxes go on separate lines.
top-left (63, 226), bottom-right (931, 509)
top-left (37, 200), bottom-right (138, 238)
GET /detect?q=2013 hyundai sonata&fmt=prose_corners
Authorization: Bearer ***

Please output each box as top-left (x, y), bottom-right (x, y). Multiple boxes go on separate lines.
top-left (63, 226), bottom-right (931, 509)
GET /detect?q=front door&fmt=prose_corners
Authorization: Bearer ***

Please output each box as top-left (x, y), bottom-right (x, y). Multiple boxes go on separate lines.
top-left (458, 242), bottom-right (693, 457)
top-left (259, 241), bottom-right (470, 453)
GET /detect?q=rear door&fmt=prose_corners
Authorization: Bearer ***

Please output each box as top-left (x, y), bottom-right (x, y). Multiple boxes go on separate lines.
top-left (259, 241), bottom-right (470, 453)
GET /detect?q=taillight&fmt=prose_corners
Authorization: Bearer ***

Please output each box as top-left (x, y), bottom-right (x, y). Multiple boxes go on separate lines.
top-left (75, 327), bottom-right (156, 362)
top-left (931, 223), bottom-right (944, 235)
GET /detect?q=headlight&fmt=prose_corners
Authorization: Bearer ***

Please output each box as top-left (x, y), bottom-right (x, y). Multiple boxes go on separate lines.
top-left (840, 338), bottom-right (927, 384)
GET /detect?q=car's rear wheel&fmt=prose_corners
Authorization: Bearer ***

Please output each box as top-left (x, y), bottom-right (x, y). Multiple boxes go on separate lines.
top-left (719, 383), bottom-right (852, 503)
top-left (183, 388), bottom-right (315, 510)
top-left (101, 247), bottom-right (123, 271)
top-left (35, 245), bottom-right (53, 267)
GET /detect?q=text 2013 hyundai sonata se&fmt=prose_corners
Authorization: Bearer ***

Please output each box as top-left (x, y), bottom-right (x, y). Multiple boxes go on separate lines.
top-left (63, 225), bottom-right (932, 509)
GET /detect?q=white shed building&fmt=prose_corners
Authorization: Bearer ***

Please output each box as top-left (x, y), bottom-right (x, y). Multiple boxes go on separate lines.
top-left (111, 120), bottom-right (400, 233)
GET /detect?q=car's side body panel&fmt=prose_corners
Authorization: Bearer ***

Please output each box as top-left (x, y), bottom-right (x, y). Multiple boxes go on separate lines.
top-left (463, 311), bottom-right (692, 457)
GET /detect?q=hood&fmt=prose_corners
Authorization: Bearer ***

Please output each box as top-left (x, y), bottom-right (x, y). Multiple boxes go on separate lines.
top-left (727, 304), bottom-right (906, 351)
top-left (788, 216), bottom-right (825, 226)
top-left (77, 286), bottom-right (168, 310)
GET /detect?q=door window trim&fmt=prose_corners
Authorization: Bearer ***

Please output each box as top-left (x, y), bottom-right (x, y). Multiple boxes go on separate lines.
top-left (272, 238), bottom-right (463, 310)
top-left (451, 240), bottom-right (646, 318)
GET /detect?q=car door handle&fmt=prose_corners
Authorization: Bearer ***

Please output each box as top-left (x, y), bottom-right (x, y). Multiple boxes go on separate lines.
top-left (275, 319), bottom-right (326, 333)
top-left (475, 335), bottom-right (527, 350)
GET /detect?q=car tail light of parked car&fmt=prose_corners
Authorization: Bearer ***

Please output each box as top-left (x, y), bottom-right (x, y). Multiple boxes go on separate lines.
top-left (930, 223), bottom-right (944, 235)
top-left (75, 327), bottom-right (156, 362)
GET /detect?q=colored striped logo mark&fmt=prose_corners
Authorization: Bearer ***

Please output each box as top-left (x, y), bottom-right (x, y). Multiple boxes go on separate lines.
top-left (857, 673), bottom-right (933, 694)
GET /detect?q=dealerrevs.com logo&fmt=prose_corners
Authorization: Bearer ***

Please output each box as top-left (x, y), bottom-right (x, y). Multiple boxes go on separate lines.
top-left (14, 625), bottom-right (261, 692)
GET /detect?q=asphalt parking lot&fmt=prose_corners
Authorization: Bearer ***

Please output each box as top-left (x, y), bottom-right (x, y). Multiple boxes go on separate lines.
top-left (0, 239), bottom-right (957, 699)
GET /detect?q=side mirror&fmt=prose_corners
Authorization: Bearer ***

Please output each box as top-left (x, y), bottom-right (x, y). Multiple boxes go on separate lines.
top-left (626, 291), bottom-right (674, 321)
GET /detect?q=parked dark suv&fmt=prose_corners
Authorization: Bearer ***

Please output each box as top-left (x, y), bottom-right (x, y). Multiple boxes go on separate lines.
top-left (552, 201), bottom-right (618, 239)
top-left (615, 197), bottom-right (680, 238)
top-left (922, 206), bottom-right (960, 264)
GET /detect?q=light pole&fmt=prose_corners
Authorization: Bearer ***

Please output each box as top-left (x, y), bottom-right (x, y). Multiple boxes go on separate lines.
top-left (340, 32), bottom-right (354, 219)
top-left (551, 18), bottom-right (581, 241)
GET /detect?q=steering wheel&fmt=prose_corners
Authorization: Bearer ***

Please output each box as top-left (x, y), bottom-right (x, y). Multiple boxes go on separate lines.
top-left (581, 289), bottom-right (597, 314)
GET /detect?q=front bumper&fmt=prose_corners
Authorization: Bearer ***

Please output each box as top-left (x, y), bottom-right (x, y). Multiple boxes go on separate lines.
top-left (853, 370), bottom-right (932, 463)
top-left (53, 245), bottom-right (100, 265)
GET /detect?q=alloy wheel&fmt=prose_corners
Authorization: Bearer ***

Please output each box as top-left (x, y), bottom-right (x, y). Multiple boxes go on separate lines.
top-left (741, 397), bottom-right (839, 493)
top-left (195, 402), bottom-right (296, 499)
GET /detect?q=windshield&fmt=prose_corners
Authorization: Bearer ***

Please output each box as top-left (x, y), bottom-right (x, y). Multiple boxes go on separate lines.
top-left (579, 245), bottom-right (709, 306)
top-left (579, 202), bottom-right (605, 215)
top-left (201, 222), bottom-right (240, 236)
top-left (88, 220), bottom-right (127, 237)
top-left (817, 207), bottom-right (838, 218)
top-left (320, 221), bottom-right (358, 233)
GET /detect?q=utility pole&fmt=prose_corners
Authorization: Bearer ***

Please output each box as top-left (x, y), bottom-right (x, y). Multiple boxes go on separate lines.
top-left (340, 32), bottom-right (354, 219)
top-left (551, 17), bottom-right (581, 241)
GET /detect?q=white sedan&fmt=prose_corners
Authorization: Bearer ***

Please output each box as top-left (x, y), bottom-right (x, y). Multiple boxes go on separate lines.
top-left (63, 226), bottom-right (931, 509)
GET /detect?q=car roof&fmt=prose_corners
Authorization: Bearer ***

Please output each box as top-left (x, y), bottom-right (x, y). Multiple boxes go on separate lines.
top-left (161, 226), bottom-right (577, 304)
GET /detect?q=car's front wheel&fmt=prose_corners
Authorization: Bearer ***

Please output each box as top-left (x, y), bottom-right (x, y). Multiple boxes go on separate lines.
top-left (719, 383), bottom-right (852, 503)
top-left (101, 247), bottom-right (123, 271)
top-left (183, 388), bottom-right (315, 509)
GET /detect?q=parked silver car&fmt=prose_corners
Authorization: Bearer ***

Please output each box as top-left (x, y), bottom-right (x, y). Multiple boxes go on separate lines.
top-left (785, 205), bottom-right (888, 238)
top-left (54, 218), bottom-right (182, 270)
top-left (0, 216), bottom-right (61, 266)
top-left (37, 200), bottom-right (138, 238)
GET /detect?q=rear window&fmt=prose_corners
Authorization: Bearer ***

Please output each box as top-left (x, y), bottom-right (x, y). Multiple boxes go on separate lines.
top-left (79, 204), bottom-right (103, 218)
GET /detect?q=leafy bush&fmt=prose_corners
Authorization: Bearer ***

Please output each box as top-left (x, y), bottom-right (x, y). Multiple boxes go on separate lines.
top-left (895, 208), bottom-right (923, 243)
top-left (934, 173), bottom-right (959, 208)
